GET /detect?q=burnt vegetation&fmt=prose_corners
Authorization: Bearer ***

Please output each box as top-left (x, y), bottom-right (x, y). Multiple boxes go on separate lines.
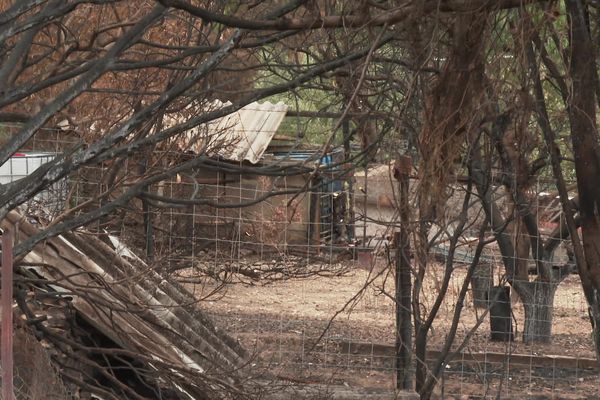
top-left (1, 0), bottom-right (600, 399)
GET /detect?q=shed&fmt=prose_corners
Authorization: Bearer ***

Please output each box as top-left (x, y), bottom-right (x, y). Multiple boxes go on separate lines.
top-left (141, 102), bottom-right (353, 258)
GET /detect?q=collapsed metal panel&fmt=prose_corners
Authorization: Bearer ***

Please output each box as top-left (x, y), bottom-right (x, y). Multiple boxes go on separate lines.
top-left (1, 211), bottom-right (248, 399)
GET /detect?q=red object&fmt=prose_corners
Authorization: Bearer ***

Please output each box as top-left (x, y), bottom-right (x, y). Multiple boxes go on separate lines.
top-left (2, 230), bottom-right (15, 400)
top-left (12, 153), bottom-right (26, 157)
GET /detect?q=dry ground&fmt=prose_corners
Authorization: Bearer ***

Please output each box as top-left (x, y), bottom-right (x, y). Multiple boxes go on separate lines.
top-left (186, 258), bottom-right (598, 399)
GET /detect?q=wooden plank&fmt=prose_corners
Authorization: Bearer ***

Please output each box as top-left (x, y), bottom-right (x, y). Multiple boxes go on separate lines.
top-left (339, 340), bottom-right (598, 370)
top-left (2, 230), bottom-right (15, 400)
top-left (236, 333), bottom-right (598, 371)
top-left (263, 384), bottom-right (417, 400)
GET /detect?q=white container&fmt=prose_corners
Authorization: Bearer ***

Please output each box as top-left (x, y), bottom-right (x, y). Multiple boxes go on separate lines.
top-left (0, 152), bottom-right (65, 212)
top-left (0, 152), bottom-right (56, 183)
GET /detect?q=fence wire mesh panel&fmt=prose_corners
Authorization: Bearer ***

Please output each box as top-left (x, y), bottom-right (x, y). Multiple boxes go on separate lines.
top-left (82, 165), bottom-right (600, 398)
top-left (5, 133), bottom-right (598, 400)
top-left (202, 271), bottom-right (593, 399)
top-left (60, 162), bottom-right (596, 399)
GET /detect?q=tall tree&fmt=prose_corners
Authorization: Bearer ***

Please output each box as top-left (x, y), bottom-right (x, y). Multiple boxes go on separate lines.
top-left (564, 0), bottom-right (600, 359)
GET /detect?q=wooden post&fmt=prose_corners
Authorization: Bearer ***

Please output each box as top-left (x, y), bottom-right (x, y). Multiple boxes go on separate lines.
top-left (342, 118), bottom-right (356, 244)
top-left (1, 230), bottom-right (15, 400)
top-left (138, 157), bottom-right (153, 261)
top-left (394, 156), bottom-right (412, 390)
top-left (362, 166), bottom-right (368, 245)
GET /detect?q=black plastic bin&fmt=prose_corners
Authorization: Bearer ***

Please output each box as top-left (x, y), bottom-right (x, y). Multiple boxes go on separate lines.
top-left (488, 285), bottom-right (514, 342)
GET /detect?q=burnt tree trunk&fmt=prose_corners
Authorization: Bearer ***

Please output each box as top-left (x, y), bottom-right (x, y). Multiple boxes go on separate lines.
top-left (524, 7), bottom-right (598, 349)
top-left (488, 286), bottom-right (514, 342)
top-left (470, 139), bottom-right (561, 343)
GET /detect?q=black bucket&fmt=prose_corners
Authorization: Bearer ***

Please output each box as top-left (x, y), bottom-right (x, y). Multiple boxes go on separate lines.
top-left (488, 286), bottom-right (514, 342)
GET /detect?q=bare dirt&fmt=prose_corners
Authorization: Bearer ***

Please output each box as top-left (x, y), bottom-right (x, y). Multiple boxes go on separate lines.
top-left (188, 259), bottom-right (599, 399)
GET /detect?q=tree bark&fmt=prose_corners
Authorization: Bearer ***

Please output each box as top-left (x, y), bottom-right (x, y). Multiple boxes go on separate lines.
top-left (565, 0), bottom-right (600, 361)
top-left (469, 135), bottom-right (562, 343)
top-left (515, 280), bottom-right (558, 344)
top-left (471, 263), bottom-right (493, 308)
top-left (394, 156), bottom-right (413, 391)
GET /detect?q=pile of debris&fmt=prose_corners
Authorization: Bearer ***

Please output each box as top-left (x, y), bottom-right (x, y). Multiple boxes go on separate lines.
top-left (2, 210), bottom-right (250, 400)
top-left (173, 254), bottom-right (351, 284)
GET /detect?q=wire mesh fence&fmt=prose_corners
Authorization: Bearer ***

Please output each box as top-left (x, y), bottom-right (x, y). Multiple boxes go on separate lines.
top-left (146, 168), bottom-right (593, 399)
top-left (1, 326), bottom-right (72, 400)
top-left (201, 266), bottom-right (594, 399)
top-left (3, 137), bottom-right (598, 399)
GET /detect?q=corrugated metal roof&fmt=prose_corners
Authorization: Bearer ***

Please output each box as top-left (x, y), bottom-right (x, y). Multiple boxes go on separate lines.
top-left (171, 100), bottom-right (288, 164)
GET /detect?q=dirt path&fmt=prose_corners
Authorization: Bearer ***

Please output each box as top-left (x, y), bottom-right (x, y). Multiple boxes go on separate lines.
top-left (190, 262), bottom-right (598, 399)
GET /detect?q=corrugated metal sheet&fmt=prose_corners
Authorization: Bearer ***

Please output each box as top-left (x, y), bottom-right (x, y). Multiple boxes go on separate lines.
top-left (1, 210), bottom-right (247, 394)
top-left (172, 100), bottom-right (288, 164)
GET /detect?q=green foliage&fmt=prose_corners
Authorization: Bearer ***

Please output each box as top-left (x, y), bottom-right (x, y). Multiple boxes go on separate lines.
top-left (254, 49), bottom-right (343, 145)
